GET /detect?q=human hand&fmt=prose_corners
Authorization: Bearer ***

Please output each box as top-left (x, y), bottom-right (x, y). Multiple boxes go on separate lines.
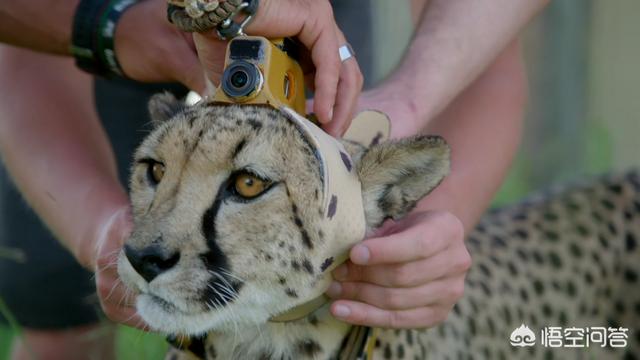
top-left (194, 0), bottom-right (363, 135)
top-left (325, 210), bottom-right (471, 328)
top-left (357, 82), bottom-right (427, 139)
top-left (91, 206), bottom-right (146, 329)
top-left (115, 0), bottom-right (215, 93)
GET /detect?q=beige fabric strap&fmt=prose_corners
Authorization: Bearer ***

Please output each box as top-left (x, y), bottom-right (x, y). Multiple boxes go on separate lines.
top-left (267, 110), bottom-right (391, 323)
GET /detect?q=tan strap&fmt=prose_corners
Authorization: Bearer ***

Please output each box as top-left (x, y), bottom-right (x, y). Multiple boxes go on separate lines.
top-left (269, 295), bottom-right (330, 322)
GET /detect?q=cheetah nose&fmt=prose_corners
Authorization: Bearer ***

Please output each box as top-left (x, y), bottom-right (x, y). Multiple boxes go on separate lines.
top-left (124, 244), bottom-right (180, 282)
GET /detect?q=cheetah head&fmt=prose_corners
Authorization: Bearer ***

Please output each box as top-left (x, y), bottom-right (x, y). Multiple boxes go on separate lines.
top-left (117, 94), bottom-right (450, 335)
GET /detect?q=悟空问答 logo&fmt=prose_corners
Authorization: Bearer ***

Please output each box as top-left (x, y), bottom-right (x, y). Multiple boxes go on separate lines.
top-left (510, 324), bottom-right (536, 347)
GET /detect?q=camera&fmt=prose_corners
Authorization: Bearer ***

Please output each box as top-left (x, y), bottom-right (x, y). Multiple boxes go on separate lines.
top-left (213, 36), bottom-right (306, 116)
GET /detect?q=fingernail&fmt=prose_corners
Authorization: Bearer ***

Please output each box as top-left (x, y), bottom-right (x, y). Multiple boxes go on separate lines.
top-left (328, 107), bottom-right (334, 122)
top-left (326, 281), bottom-right (342, 298)
top-left (334, 304), bottom-right (351, 318)
top-left (332, 265), bottom-right (348, 280)
top-left (351, 244), bottom-right (370, 265)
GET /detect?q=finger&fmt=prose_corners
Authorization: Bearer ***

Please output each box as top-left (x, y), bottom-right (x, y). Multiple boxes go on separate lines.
top-left (97, 279), bottom-right (147, 329)
top-left (106, 305), bottom-right (147, 330)
top-left (334, 244), bottom-right (471, 287)
top-left (305, 99), bottom-right (314, 115)
top-left (323, 30), bottom-right (363, 136)
top-left (296, 5), bottom-right (341, 124)
top-left (330, 300), bottom-right (450, 328)
top-left (192, 32), bottom-right (228, 87)
top-left (174, 52), bottom-right (207, 95)
top-left (349, 211), bottom-right (463, 266)
top-left (100, 278), bottom-right (137, 308)
top-left (327, 275), bottom-right (465, 310)
top-left (174, 43), bottom-right (207, 94)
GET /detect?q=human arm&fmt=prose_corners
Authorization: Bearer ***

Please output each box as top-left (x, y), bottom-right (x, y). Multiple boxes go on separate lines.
top-left (0, 0), bottom-right (361, 131)
top-left (0, 46), bottom-right (141, 327)
top-left (327, 40), bottom-right (527, 327)
top-left (386, 0), bottom-right (547, 131)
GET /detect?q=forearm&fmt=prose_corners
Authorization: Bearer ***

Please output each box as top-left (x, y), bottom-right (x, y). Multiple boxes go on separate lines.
top-left (0, 46), bottom-right (127, 269)
top-left (0, 1), bottom-right (79, 54)
top-left (416, 42), bottom-right (526, 232)
top-left (392, 0), bottom-right (546, 122)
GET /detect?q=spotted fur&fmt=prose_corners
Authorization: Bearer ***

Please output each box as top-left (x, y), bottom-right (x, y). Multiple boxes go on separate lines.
top-left (118, 95), bottom-right (639, 359)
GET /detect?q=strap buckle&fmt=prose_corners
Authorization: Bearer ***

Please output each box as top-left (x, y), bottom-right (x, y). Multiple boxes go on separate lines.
top-left (217, 0), bottom-right (259, 40)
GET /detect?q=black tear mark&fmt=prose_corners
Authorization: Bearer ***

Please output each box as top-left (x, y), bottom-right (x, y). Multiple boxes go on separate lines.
top-left (339, 151), bottom-right (352, 172)
top-left (320, 257), bottom-right (334, 272)
top-left (327, 195), bottom-right (338, 219)
top-left (285, 288), bottom-right (298, 298)
top-left (370, 132), bottom-right (383, 146)
top-left (200, 180), bottom-right (243, 306)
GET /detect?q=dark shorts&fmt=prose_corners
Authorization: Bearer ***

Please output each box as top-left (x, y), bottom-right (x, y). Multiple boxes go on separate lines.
top-left (0, 1), bottom-right (374, 329)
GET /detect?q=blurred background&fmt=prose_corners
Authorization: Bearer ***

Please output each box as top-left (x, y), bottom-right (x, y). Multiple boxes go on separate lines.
top-left (1, 0), bottom-right (639, 358)
top-left (371, 0), bottom-right (640, 204)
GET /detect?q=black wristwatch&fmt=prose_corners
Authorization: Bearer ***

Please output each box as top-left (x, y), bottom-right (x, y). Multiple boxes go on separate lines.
top-left (71, 0), bottom-right (139, 78)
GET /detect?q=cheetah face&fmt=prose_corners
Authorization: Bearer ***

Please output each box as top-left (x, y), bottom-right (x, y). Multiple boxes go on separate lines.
top-left (117, 94), bottom-right (450, 336)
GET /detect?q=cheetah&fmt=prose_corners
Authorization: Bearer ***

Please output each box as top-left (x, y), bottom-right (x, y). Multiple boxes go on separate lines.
top-left (117, 94), bottom-right (639, 359)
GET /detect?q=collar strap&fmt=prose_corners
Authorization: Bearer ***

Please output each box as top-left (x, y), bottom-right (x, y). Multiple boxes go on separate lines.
top-left (269, 295), bottom-right (330, 322)
top-left (268, 252), bottom-right (350, 322)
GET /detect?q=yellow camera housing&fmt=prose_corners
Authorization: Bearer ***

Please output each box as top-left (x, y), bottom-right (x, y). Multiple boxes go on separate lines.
top-left (213, 36), bottom-right (306, 116)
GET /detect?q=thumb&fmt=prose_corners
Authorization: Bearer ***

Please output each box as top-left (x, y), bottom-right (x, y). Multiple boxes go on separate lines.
top-left (193, 33), bottom-right (228, 89)
top-left (175, 52), bottom-right (208, 95)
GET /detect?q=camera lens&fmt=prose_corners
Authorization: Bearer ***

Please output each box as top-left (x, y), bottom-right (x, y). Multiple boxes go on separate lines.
top-left (221, 61), bottom-right (263, 100)
top-left (230, 71), bottom-right (249, 88)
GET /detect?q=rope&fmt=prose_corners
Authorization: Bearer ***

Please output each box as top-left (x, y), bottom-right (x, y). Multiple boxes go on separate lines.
top-left (168, 0), bottom-right (243, 32)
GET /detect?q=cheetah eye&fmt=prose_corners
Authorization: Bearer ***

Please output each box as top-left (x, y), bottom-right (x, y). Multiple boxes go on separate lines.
top-left (232, 172), bottom-right (272, 199)
top-left (146, 161), bottom-right (165, 185)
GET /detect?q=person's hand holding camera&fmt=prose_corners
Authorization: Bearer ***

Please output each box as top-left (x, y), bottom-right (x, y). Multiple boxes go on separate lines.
top-left (114, 0), bottom-right (216, 92)
top-left (193, 0), bottom-right (363, 136)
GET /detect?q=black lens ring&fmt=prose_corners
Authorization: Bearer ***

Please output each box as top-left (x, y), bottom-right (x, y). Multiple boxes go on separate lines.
top-left (221, 61), bottom-right (262, 99)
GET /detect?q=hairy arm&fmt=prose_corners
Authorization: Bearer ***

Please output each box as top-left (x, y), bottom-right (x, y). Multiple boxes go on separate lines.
top-left (395, 0), bottom-right (546, 126)
top-left (416, 41), bottom-right (526, 231)
top-left (0, 46), bottom-right (127, 269)
top-left (0, 1), bottom-right (79, 54)
top-left (0, 46), bottom-right (140, 325)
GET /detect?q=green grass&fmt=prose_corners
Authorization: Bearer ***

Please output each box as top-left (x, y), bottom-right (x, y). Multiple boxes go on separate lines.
top-left (0, 326), bottom-right (12, 359)
top-left (0, 325), bottom-right (167, 360)
top-left (115, 326), bottom-right (167, 360)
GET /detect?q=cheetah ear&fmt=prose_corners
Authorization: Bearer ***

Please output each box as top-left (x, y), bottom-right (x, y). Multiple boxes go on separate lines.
top-left (148, 92), bottom-right (185, 127)
top-left (356, 135), bottom-right (450, 229)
